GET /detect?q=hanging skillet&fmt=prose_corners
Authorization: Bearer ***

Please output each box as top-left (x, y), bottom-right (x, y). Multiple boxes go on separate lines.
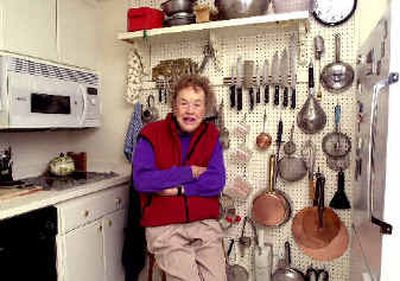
top-left (252, 154), bottom-right (291, 226)
top-left (320, 34), bottom-right (355, 93)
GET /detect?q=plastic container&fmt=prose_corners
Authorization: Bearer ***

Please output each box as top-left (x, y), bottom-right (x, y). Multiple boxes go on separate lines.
top-left (127, 7), bottom-right (164, 32)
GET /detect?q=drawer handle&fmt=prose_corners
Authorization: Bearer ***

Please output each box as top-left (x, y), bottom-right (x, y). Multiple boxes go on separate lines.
top-left (83, 210), bottom-right (90, 217)
top-left (115, 197), bottom-right (122, 207)
top-left (108, 220), bottom-right (112, 227)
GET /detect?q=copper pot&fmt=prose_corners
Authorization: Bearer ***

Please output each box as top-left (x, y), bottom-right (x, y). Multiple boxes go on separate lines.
top-left (252, 155), bottom-right (291, 226)
top-left (256, 111), bottom-right (272, 150)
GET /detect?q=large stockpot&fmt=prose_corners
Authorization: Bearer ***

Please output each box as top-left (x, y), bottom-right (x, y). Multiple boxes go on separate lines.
top-left (252, 154), bottom-right (291, 226)
top-left (215, 0), bottom-right (269, 20)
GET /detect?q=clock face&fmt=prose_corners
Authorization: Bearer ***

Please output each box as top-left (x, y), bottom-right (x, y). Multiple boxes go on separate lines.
top-left (312, 0), bottom-right (357, 26)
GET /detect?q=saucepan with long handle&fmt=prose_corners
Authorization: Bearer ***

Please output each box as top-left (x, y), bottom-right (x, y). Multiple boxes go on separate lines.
top-left (320, 34), bottom-right (354, 93)
top-left (252, 154), bottom-right (291, 226)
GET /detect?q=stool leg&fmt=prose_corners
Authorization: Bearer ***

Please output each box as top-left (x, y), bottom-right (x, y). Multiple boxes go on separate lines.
top-left (148, 254), bottom-right (155, 281)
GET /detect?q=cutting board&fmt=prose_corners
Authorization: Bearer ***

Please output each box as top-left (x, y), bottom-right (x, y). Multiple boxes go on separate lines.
top-left (0, 186), bottom-right (42, 201)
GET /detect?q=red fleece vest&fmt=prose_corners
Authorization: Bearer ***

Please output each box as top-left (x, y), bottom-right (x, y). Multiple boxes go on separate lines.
top-left (138, 113), bottom-right (220, 227)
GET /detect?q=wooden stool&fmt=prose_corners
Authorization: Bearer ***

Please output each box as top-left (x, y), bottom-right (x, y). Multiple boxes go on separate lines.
top-left (148, 253), bottom-right (166, 281)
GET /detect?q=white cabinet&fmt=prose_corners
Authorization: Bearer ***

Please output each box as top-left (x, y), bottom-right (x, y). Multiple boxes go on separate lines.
top-left (60, 220), bottom-right (105, 281)
top-left (103, 209), bottom-right (127, 281)
top-left (0, 0), bottom-right (58, 60)
top-left (0, 0), bottom-right (99, 69)
top-left (57, 0), bottom-right (100, 70)
top-left (56, 184), bottom-right (129, 281)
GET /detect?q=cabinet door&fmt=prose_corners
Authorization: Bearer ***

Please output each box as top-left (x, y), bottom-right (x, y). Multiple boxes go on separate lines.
top-left (102, 209), bottom-right (128, 281)
top-left (57, 0), bottom-right (99, 70)
top-left (61, 220), bottom-right (105, 281)
top-left (0, 0), bottom-right (57, 60)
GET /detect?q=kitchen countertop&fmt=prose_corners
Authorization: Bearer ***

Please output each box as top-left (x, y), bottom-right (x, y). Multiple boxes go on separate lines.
top-left (0, 171), bottom-right (131, 221)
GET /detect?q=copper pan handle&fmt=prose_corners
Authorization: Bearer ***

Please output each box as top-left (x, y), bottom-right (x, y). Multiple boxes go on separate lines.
top-left (268, 154), bottom-right (275, 193)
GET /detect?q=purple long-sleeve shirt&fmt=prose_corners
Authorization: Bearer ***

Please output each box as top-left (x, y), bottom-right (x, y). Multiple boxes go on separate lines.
top-left (133, 134), bottom-right (226, 197)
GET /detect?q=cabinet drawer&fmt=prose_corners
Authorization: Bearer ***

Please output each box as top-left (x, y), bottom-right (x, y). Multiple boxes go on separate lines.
top-left (57, 184), bottom-right (128, 234)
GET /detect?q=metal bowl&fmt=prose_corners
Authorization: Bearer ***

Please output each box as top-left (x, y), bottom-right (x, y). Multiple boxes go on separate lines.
top-left (161, 0), bottom-right (195, 16)
top-left (165, 12), bottom-right (196, 26)
top-left (215, 0), bottom-right (270, 20)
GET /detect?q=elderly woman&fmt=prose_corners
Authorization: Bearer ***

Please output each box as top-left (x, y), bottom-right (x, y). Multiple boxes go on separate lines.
top-left (133, 74), bottom-right (227, 281)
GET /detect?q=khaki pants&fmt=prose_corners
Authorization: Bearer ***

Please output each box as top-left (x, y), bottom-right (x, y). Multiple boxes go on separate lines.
top-left (145, 219), bottom-right (227, 281)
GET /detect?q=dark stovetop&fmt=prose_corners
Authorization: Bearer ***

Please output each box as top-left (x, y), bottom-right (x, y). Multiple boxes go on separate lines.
top-left (19, 171), bottom-right (119, 190)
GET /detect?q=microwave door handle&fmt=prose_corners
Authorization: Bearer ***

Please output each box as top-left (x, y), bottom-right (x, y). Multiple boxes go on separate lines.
top-left (78, 85), bottom-right (87, 125)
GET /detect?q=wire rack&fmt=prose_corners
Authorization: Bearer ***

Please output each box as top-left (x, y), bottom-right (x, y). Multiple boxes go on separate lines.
top-left (127, 1), bottom-right (357, 280)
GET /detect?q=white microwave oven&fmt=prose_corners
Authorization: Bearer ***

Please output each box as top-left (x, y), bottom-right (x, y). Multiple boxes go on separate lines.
top-left (0, 55), bottom-right (101, 129)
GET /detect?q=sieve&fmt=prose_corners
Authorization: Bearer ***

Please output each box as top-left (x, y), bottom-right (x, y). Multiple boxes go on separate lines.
top-left (322, 104), bottom-right (351, 158)
top-left (297, 62), bottom-right (327, 134)
top-left (278, 124), bottom-right (307, 182)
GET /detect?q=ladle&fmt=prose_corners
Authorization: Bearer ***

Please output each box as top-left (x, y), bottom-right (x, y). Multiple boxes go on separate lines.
top-left (256, 109), bottom-right (272, 150)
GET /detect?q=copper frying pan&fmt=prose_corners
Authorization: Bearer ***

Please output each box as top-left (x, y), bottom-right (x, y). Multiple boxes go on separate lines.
top-left (292, 172), bottom-right (341, 249)
top-left (252, 154), bottom-right (291, 226)
top-left (297, 222), bottom-right (349, 261)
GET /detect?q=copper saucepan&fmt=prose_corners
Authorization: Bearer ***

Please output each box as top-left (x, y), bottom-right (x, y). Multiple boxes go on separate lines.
top-left (252, 154), bottom-right (291, 226)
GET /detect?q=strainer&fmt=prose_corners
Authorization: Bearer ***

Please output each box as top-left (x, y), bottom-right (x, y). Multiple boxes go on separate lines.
top-left (322, 104), bottom-right (351, 158)
top-left (297, 62), bottom-right (327, 134)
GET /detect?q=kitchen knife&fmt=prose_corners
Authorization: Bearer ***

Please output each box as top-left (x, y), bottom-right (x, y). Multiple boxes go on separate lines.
top-left (280, 48), bottom-right (289, 108)
top-left (290, 34), bottom-right (297, 110)
top-left (263, 59), bottom-right (270, 104)
top-left (236, 57), bottom-right (243, 111)
top-left (271, 51), bottom-right (280, 106)
top-left (248, 62), bottom-right (255, 111)
top-left (255, 64), bottom-right (261, 104)
top-left (229, 65), bottom-right (236, 108)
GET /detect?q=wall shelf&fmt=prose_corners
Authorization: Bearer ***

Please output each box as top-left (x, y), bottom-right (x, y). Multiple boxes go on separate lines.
top-left (118, 11), bottom-right (309, 43)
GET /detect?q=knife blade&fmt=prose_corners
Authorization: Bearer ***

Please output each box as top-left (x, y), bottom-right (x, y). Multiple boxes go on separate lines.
top-left (248, 63), bottom-right (255, 111)
top-left (290, 34), bottom-right (297, 109)
top-left (280, 48), bottom-right (289, 108)
top-left (263, 59), bottom-right (269, 104)
top-left (255, 64), bottom-right (261, 104)
top-left (229, 65), bottom-right (236, 108)
top-left (236, 57), bottom-right (243, 111)
top-left (271, 51), bottom-right (280, 106)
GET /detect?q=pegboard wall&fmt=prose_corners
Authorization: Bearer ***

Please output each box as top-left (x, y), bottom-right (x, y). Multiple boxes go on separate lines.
top-left (127, 1), bottom-right (358, 280)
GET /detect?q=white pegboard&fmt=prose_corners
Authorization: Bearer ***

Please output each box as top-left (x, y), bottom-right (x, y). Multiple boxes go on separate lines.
top-left (126, 1), bottom-right (358, 280)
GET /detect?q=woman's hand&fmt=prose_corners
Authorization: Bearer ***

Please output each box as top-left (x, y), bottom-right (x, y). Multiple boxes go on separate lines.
top-left (157, 187), bottom-right (178, 196)
top-left (191, 165), bottom-right (207, 179)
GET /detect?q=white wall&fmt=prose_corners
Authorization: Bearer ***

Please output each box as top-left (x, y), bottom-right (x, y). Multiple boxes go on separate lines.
top-left (357, 0), bottom-right (390, 46)
top-left (0, 0), bottom-right (132, 178)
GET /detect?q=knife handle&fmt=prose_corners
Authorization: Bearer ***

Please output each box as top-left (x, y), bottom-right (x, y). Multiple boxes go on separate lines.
top-left (229, 85), bottom-right (236, 108)
top-left (277, 119), bottom-right (283, 144)
top-left (308, 62), bottom-right (315, 89)
top-left (290, 88), bottom-right (296, 109)
top-left (274, 85), bottom-right (280, 106)
top-left (256, 88), bottom-right (261, 104)
top-left (264, 85), bottom-right (270, 104)
top-left (283, 87), bottom-right (289, 107)
top-left (237, 87), bottom-right (243, 111)
top-left (158, 87), bottom-right (163, 103)
top-left (249, 88), bottom-right (255, 111)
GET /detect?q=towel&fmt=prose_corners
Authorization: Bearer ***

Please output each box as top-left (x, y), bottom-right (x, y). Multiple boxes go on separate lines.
top-left (124, 102), bottom-right (143, 162)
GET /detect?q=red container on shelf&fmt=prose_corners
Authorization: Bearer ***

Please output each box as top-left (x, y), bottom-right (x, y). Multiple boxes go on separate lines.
top-left (127, 7), bottom-right (164, 32)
